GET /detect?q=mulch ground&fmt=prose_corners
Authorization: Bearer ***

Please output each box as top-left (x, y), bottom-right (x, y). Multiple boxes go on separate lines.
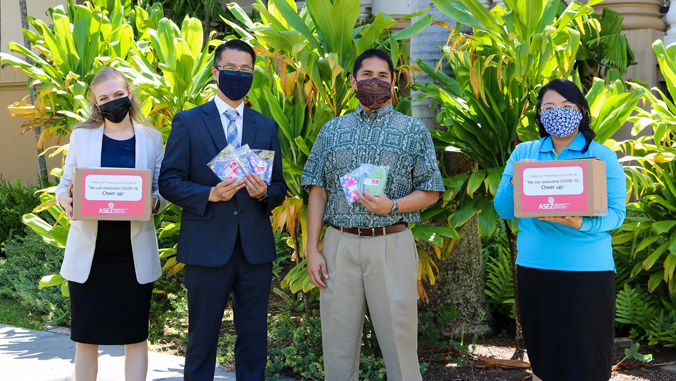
top-left (421, 334), bottom-right (676, 381)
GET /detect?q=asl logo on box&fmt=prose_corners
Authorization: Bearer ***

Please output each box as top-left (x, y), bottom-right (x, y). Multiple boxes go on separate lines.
top-left (538, 196), bottom-right (570, 210)
top-left (99, 202), bottom-right (129, 215)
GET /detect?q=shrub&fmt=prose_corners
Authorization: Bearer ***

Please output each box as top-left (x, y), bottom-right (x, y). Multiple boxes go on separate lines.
top-left (0, 230), bottom-right (69, 325)
top-left (0, 177), bottom-right (43, 254)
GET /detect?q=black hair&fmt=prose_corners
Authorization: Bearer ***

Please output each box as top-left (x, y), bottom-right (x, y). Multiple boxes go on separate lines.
top-left (535, 78), bottom-right (595, 153)
top-left (214, 39), bottom-right (256, 67)
top-left (353, 49), bottom-right (395, 80)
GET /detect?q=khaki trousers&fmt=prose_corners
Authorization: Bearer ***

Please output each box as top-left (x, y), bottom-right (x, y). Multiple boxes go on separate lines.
top-left (320, 226), bottom-right (422, 381)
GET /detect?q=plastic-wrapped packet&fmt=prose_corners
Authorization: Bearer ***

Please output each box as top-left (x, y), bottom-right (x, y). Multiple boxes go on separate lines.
top-left (208, 145), bottom-right (252, 181)
top-left (247, 149), bottom-right (275, 184)
top-left (340, 164), bottom-right (390, 204)
top-left (208, 145), bottom-right (276, 184)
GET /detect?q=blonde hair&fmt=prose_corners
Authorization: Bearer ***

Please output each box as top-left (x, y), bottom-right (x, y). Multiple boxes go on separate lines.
top-left (75, 67), bottom-right (151, 131)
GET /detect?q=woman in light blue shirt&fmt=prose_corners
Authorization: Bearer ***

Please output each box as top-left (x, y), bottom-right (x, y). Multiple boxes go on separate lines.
top-left (494, 79), bottom-right (626, 381)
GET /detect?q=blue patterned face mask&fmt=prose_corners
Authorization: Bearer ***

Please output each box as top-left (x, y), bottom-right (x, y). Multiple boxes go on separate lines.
top-left (540, 108), bottom-right (583, 138)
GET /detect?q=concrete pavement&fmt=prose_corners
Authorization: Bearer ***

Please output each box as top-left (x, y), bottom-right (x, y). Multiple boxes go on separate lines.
top-left (0, 324), bottom-right (291, 381)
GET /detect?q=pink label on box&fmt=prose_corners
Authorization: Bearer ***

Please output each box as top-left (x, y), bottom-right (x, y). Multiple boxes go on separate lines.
top-left (519, 163), bottom-right (587, 213)
top-left (79, 172), bottom-right (147, 217)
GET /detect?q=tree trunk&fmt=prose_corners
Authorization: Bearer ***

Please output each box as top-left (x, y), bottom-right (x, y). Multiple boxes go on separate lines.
top-left (411, 1), bottom-right (492, 338)
top-left (422, 152), bottom-right (493, 338)
top-left (19, 0), bottom-right (49, 188)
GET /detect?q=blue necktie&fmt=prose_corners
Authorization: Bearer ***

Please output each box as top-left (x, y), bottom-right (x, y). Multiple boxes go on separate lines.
top-left (225, 109), bottom-right (239, 149)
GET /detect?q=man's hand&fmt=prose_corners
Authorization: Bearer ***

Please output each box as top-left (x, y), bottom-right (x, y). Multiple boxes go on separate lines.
top-left (307, 248), bottom-right (329, 289)
top-left (58, 184), bottom-right (74, 220)
top-left (209, 178), bottom-right (246, 202)
top-left (357, 190), bottom-right (393, 214)
top-left (243, 173), bottom-right (268, 199)
top-left (538, 216), bottom-right (583, 230)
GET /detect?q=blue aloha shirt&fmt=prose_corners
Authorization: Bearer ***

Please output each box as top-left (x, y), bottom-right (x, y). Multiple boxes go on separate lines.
top-left (301, 104), bottom-right (445, 228)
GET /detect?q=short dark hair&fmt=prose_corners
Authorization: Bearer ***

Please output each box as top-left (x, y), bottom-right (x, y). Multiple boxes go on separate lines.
top-left (535, 78), bottom-right (595, 153)
top-left (214, 39), bottom-right (256, 67)
top-left (353, 49), bottom-right (394, 80)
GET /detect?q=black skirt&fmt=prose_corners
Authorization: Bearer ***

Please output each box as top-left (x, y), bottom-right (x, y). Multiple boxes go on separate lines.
top-left (69, 221), bottom-right (153, 345)
top-left (517, 265), bottom-right (615, 381)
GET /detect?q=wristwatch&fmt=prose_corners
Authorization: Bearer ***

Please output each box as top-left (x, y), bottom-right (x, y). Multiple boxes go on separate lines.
top-left (390, 198), bottom-right (399, 214)
top-left (152, 196), bottom-right (160, 212)
top-left (257, 189), bottom-right (270, 202)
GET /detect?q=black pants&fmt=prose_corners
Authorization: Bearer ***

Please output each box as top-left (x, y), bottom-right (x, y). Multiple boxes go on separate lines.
top-left (518, 265), bottom-right (615, 381)
top-left (183, 233), bottom-right (272, 381)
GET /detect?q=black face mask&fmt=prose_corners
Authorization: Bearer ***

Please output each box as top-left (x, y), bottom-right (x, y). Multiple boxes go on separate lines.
top-left (218, 70), bottom-right (253, 101)
top-left (98, 97), bottom-right (132, 124)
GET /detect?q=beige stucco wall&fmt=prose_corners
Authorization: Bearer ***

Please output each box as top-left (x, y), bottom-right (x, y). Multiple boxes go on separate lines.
top-left (0, 0), bottom-right (67, 186)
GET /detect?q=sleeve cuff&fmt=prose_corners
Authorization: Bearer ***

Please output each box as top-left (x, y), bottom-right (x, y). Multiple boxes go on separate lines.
top-left (578, 217), bottom-right (592, 232)
top-left (414, 176), bottom-right (446, 192)
top-left (301, 180), bottom-right (325, 193)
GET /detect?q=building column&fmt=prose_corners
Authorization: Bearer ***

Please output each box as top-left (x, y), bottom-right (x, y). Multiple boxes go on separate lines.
top-left (359, 0), bottom-right (373, 23)
top-left (371, 0), bottom-right (412, 32)
top-left (665, 2), bottom-right (676, 46)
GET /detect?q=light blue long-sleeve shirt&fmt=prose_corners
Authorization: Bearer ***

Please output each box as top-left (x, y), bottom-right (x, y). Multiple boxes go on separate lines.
top-left (494, 132), bottom-right (627, 272)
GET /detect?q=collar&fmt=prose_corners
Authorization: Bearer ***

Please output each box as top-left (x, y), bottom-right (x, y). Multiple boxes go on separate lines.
top-left (539, 131), bottom-right (586, 153)
top-left (213, 95), bottom-right (245, 117)
top-left (355, 103), bottom-right (394, 120)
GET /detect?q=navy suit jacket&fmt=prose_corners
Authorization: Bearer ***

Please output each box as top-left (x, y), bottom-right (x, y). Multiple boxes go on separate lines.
top-left (159, 100), bottom-right (287, 267)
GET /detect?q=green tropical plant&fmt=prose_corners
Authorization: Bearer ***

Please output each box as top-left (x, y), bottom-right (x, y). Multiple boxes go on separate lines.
top-left (0, 177), bottom-right (44, 251)
top-left (113, 9), bottom-right (221, 138)
top-left (612, 40), bottom-right (676, 296)
top-left (483, 233), bottom-right (515, 319)
top-left (573, 7), bottom-right (636, 91)
top-left (616, 284), bottom-right (676, 347)
top-left (138, 0), bottom-right (240, 42)
top-left (0, 229), bottom-right (69, 325)
top-left (0, 0), bottom-right (136, 157)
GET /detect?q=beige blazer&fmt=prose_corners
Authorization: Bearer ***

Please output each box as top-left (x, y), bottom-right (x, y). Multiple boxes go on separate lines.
top-left (55, 122), bottom-right (168, 284)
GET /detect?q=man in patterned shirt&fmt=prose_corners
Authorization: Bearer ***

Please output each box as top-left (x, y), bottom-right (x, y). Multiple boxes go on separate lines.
top-left (301, 49), bottom-right (445, 381)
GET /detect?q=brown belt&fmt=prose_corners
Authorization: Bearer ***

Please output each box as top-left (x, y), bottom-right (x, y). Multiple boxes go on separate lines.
top-left (330, 222), bottom-right (408, 237)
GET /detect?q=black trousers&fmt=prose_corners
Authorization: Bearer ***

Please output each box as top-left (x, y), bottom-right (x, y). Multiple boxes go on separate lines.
top-left (183, 233), bottom-right (272, 381)
top-left (518, 265), bottom-right (615, 381)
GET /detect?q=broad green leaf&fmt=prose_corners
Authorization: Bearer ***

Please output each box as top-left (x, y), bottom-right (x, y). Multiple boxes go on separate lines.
top-left (466, 169), bottom-right (487, 198)
top-left (648, 271), bottom-right (663, 292)
top-left (665, 253), bottom-right (676, 282)
top-left (329, 0), bottom-right (360, 60)
top-left (477, 202), bottom-right (499, 239)
top-left (61, 280), bottom-right (70, 297)
top-left (39, 274), bottom-right (65, 289)
top-left (411, 224), bottom-right (460, 247)
top-left (612, 232), bottom-right (636, 245)
top-left (180, 16), bottom-right (204, 61)
top-left (653, 220), bottom-right (676, 235)
top-left (270, 0), bottom-right (322, 53)
top-left (392, 14), bottom-right (434, 40)
top-left (644, 242), bottom-right (669, 270)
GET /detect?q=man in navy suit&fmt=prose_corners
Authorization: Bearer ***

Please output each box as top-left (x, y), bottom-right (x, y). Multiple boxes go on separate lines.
top-left (159, 39), bottom-right (287, 381)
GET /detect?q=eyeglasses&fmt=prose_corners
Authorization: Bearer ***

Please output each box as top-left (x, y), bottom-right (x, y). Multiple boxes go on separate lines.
top-left (214, 65), bottom-right (254, 77)
top-left (541, 104), bottom-right (579, 112)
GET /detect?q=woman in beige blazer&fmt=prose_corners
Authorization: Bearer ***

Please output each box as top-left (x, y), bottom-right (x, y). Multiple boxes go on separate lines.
top-left (56, 67), bottom-right (167, 381)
